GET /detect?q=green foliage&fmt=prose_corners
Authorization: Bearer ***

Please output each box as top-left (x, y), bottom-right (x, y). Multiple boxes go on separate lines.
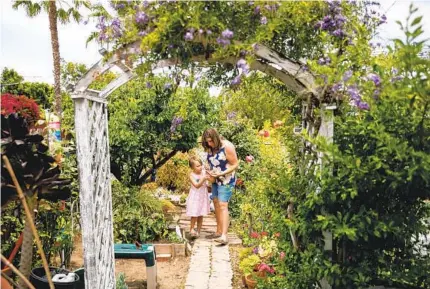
top-left (111, 180), bottom-right (168, 243)
top-left (220, 73), bottom-right (296, 129)
top-left (116, 273), bottom-right (128, 289)
top-left (253, 9), bottom-right (430, 289)
top-left (156, 152), bottom-right (190, 194)
top-left (216, 116), bottom-right (260, 161)
top-left (108, 75), bottom-right (218, 186)
top-left (12, 0), bottom-right (90, 24)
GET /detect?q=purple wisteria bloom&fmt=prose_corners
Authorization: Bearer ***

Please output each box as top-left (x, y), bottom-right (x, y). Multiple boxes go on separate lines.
top-left (143, 0), bottom-right (149, 7)
top-left (347, 85), bottom-right (361, 102)
top-left (252, 247), bottom-right (259, 254)
top-left (227, 111), bottom-right (237, 120)
top-left (217, 37), bottom-right (230, 46)
top-left (251, 43), bottom-right (259, 51)
top-left (254, 6), bottom-right (260, 14)
top-left (170, 116), bottom-right (184, 133)
top-left (231, 75), bottom-right (242, 85)
top-left (357, 101), bottom-right (370, 110)
top-left (184, 32), bottom-right (194, 41)
top-left (237, 59), bottom-right (250, 74)
top-left (343, 70), bottom-right (353, 82)
top-left (260, 16), bottom-right (268, 25)
top-left (206, 29), bottom-right (212, 35)
top-left (332, 83), bottom-right (342, 92)
top-left (138, 30), bottom-right (147, 36)
top-left (146, 82), bottom-right (152, 88)
top-left (221, 29), bottom-right (234, 39)
top-left (198, 29), bottom-right (204, 34)
top-left (164, 83), bottom-right (172, 89)
top-left (136, 11), bottom-right (149, 24)
top-left (367, 73), bottom-right (381, 86)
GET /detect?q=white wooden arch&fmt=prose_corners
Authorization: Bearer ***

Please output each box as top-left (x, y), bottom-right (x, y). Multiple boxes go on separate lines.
top-left (71, 41), bottom-right (318, 289)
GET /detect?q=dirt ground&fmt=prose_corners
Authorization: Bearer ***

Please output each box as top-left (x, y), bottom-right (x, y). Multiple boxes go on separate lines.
top-left (230, 245), bottom-right (246, 289)
top-left (66, 235), bottom-right (190, 289)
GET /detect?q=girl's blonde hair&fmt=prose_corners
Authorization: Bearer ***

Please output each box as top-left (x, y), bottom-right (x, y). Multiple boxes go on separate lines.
top-left (188, 156), bottom-right (202, 168)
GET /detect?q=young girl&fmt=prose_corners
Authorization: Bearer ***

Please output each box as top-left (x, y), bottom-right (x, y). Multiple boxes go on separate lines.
top-left (186, 157), bottom-right (211, 238)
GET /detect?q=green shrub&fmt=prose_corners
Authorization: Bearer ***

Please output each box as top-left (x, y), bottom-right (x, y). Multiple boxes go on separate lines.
top-left (112, 180), bottom-right (168, 243)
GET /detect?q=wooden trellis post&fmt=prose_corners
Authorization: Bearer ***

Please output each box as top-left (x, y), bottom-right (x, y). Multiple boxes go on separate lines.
top-left (72, 93), bottom-right (116, 289)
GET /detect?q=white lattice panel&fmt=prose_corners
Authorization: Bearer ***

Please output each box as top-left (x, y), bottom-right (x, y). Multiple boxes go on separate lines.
top-left (73, 97), bottom-right (115, 289)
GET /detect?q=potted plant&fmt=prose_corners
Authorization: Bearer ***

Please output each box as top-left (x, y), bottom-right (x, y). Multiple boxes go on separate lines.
top-left (239, 254), bottom-right (262, 288)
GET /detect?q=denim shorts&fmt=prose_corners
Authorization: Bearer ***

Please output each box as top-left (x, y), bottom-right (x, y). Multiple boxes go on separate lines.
top-left (211, 183), bottom-right (234, 202)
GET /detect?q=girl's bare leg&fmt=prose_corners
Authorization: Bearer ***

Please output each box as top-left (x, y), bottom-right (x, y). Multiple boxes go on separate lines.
top-left (197, 216), bottom-right (203, 234)
top-left (190, 217), bottom-right (197, 236)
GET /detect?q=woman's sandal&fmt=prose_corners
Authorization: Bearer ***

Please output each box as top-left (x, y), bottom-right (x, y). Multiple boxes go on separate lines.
top-left (205, 232), bottom-right (222, 239)
top-left (214, 236), bottom-right (228, 245)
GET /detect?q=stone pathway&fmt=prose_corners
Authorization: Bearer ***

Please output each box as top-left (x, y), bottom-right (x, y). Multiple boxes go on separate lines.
top-left (185, 233), bottom-right (233, 289)
top-left (180, 209), bottom-right (238, 289)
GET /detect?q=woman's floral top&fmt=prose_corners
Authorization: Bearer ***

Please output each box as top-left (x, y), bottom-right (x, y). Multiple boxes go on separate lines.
top-left (207, 147), bottom-right (236, 186)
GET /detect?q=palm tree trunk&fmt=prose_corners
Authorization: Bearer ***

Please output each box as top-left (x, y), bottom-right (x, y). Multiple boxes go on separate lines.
top-left (17, 199), bottom-right (35, 289)
top-left (48, 0), bottom-right (62, 127)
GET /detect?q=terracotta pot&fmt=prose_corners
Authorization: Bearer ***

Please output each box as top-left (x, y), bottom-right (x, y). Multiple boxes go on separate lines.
top-left (245, 271), bottom-right (266, 288)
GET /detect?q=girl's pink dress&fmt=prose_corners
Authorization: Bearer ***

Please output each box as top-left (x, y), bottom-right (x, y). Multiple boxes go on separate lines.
top-left (186, 171), bottom-right (210, 217)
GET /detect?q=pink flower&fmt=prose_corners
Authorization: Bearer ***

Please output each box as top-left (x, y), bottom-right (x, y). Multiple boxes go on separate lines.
top-left (274, 232), bottom-right (281, 238)
top-left (280, 251), bottom-right (286, 260)
top-left (245, 155), bottom-right (254, 163)
top-left (261, 231), bottom-right (268, 237)
top-left (250, 231), bottom-right (260, 239)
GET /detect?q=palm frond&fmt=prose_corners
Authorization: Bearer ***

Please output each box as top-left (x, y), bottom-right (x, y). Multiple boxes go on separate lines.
top-left (12, 1), bottom-right (43, 18)
top-left (86, 31), bottom-right (99, 47)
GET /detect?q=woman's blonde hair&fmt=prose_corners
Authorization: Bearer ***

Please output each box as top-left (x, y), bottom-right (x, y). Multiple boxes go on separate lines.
top-left (201, 128), bottom-right (222, 152)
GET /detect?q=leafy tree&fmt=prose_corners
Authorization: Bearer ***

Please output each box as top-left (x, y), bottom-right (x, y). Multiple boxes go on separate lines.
top-left (220, 72), bottom-right (296, 129)
top-left (108, 75), bottom-right (218, 186)
top-left (1, 67), bottom-right (53, 108)
top-left (13, 0), bottom-right (91, 125)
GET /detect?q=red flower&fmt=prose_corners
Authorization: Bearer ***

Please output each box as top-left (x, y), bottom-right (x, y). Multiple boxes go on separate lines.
top-left (274, 232), bottom-right (281, 238)
top-left (1, 93), bottom-right (40, 124)
top-left (250, 231), bottom-right (260, 238)
top-left (261, 231), bottom-right (268, 237)
top-left (236, 178), bottom-right (244, 186)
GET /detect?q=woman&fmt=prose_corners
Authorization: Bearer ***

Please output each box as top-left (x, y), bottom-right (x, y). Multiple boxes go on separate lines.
top-left (202, 128), bottom-right (239, 245)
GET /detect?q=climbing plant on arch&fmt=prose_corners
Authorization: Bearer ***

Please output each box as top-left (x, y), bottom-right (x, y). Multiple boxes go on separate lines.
top-left (70, 1), bottom-right (393, 288)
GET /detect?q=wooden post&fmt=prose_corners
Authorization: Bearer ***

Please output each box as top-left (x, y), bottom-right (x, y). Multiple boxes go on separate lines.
top-left (318, 104), bottom-right (336, 289)
top-left (73, 95), bottom-right (116, 289)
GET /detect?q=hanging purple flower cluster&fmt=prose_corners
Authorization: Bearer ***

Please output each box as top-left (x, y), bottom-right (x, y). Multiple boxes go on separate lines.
top-left (347, 85), bottom-right (369, 110)
top-left (231, 58), bottom-right (251, 85)
top-left (96, 16), bottom-right (123, 41)
top-left (314, 1), bottom-right (347, 38)
top-left (390, 68), bottom-right (403, 83)
top-left (217, 29), bottom-right (234, 47)
top-left (318, 56), bottom-right (331, 66)
top-left (96, 16), bottom-right (108, 41)
top-left (184, 28), bottom-right (212, 41)
top-left (170, 116), bottom-right (183, 133)
top-left (111, 18), bottom-right (123, 38)
top-left (227, 111), bottom-right (237, 120)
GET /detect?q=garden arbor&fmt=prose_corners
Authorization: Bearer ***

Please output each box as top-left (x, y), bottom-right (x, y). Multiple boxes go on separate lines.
top-left (71, 40), bottom-right (321, 288)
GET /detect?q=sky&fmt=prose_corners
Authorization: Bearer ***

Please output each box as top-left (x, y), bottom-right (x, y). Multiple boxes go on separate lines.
top-left (1, 0), bottom-right (429, 85)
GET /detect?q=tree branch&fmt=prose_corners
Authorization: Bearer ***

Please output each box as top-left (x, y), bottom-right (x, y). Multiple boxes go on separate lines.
top-left (136, 150), bottom-right (178, 185)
